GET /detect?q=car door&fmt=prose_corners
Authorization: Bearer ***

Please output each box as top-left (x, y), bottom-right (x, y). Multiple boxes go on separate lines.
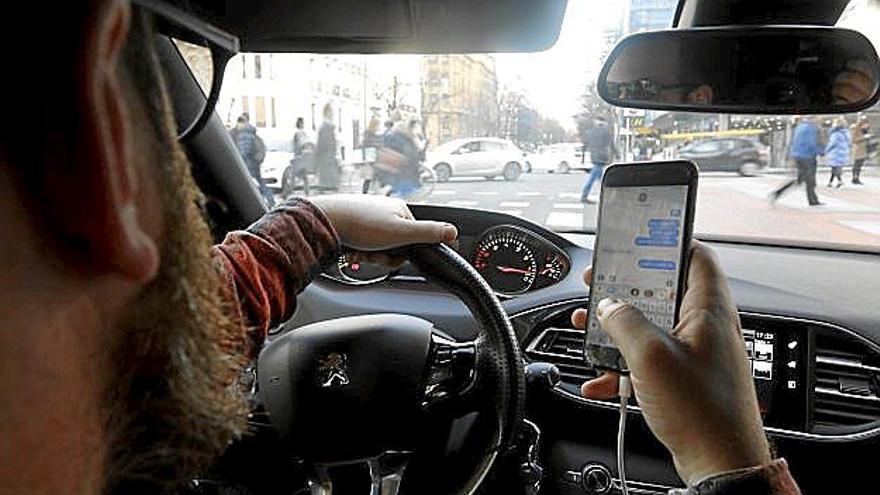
top-left (683, 140), bottom-right (723, 171)
top-left (715, 139), bottom-right (742, 172)
top-left (468, 140), bottom-right (499, 175)
top-left (452, 140), bottom-right (483, 176)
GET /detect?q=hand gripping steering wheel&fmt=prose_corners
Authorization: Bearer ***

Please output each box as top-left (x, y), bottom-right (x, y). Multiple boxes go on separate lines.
top-left (257, 243), bottom-right (526, 495)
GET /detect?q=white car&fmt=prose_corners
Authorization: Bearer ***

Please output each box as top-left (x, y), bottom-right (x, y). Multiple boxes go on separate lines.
top-left (526, 142), bottom-right (591, 174)
top-left (427, 137), bottom-right (526, 182)
top-left (259, 129), bottom-right (296, 192)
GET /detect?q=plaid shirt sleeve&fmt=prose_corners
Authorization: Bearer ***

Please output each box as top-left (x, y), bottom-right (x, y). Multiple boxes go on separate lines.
top-left (669, 459), bottom-right (801, 495)
top-left (212, 198), bottom-right (341, 360)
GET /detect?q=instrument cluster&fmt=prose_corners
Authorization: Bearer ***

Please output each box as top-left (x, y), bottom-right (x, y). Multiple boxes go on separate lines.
top-left (324, 225), bottom-right (571, 296)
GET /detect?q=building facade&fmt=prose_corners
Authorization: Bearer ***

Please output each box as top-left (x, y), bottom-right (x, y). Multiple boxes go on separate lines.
top-left (215, 53), bottom-right (379, 161)
top-left (420, 55), bottom-right (499, 148)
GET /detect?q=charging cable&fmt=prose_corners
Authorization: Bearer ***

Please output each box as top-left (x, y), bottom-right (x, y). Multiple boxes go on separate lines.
top-left (617, 375), bottom-right (632, 495)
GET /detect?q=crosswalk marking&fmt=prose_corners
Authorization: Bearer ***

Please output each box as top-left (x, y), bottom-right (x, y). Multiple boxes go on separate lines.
top-left (558, 192), bottom-right (581, 199)
top-left (517, 191), bottom-right (542, 196)
top-left (500, 201), bottom-right (530, 208)
top-left (473, 191), bottom-right (499, 196)
top-left (546, 211), bottom-right (584, 229)
top-left (431, 190), bottom-right (456, 196)
top-left (726, 181), bottom-right (875, 213)
top-left (553, 203), bottom-right (584, 209)
top-left (838, 220), bottom-right (880, 236)
top-left (447, 200), bottom-right (478, 207)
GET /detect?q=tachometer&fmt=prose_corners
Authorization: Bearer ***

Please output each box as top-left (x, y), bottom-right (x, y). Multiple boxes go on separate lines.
top-left (473, 230), bottom-right (538, 294)
top-left (538, 253), bottom-right (568, 282)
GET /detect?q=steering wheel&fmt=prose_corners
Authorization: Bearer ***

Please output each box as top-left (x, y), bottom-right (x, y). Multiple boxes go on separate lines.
top-left (257, 243), bottom-right (525, 495)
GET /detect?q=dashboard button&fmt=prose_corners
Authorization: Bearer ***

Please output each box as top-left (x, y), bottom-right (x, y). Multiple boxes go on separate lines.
top-left (580, 463), bottom-right (613, 494)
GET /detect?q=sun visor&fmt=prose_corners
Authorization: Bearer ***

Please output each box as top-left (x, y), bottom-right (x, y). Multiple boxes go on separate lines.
top-left (190, 0), bottom-right (567, 53)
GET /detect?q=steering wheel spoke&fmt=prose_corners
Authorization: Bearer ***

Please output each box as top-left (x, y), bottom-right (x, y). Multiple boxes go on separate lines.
top-left (423, 332), bottom-right (476, 408)
top-left (368, 452), bottom-right (411, 495)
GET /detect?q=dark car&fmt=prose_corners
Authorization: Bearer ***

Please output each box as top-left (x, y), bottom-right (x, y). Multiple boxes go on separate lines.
top-left (678, 137), bottom-right (769, 176)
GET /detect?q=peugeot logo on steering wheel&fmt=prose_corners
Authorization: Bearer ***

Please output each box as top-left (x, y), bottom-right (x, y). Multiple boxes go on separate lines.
top-left (317, 352), bottom-right (350, 388)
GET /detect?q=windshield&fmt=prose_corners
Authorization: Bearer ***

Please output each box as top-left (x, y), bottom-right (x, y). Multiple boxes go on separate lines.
top-left (210, 0), bottom-right (880, 251)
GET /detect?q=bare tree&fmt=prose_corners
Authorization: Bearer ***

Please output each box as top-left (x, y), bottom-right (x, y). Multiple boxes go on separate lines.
top-left (575, 81), bottom-right (615, 141)
top-left (498, 90), bottom-right (524, 139)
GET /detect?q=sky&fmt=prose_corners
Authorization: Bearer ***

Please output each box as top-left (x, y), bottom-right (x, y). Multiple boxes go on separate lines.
top-left (494, 0), bottom-right (626, 130)
top-left (360, 0), bottom-right (628, 132)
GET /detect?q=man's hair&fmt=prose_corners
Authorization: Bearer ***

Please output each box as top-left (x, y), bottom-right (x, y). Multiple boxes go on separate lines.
top-left (237, 113), bottom-right (249, 123)
top-left (296, 117), bottom-right (304, 128)
top-left (1, 2), bottom-right (102, 185)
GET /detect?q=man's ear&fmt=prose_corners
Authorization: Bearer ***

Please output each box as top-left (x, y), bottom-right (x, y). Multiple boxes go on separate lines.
top-left (44, 0), bottom-right (159, 283)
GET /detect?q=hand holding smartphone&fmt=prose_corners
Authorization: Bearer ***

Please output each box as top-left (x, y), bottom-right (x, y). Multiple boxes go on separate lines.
top-left (584, 161), bottom-right (698, 373)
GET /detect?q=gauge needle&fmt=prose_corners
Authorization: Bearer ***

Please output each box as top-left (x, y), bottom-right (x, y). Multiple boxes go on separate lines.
top-left (497, 266), bottom-right (532, 274)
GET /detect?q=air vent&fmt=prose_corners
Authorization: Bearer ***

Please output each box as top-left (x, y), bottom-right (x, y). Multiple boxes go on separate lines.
top-left (525, 328), bottom-right (597, 387)
top-left (812, 331), bottom-right (880, 433)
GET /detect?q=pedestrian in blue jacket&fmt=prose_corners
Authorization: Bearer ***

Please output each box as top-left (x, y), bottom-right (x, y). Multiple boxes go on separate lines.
top-left (824, 119), bottom-right (851, 188)
top-left (771, 117), bottom-right (824, 206)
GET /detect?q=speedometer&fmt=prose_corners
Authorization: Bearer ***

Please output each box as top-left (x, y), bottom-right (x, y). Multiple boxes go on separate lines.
top-left (473, 229), bottom-right (538, 294)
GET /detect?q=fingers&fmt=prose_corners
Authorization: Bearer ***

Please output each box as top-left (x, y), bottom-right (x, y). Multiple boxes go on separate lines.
top-left (571, 307), bottom-right (587, 329)
top-left (394, 218), bottom-right (458, 245)
top-left (679, 242), bottom-right (737, 322)
top-left (581, 373), bottom-right (619, 400)
top-left (582, 266), bottom-right (593, 287)
top-left (597, 297), bottom-right (671, 363)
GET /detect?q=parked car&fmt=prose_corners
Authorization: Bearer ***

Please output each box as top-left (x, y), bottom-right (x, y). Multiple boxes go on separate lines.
top-left (677, 137), bottom-right (769, 176)
top-left (259, 129), bottom-right (296, 191)
top-left (526, 142), bottom-right (591, 173)
top-left (426, 137), bottom-right (525, 181)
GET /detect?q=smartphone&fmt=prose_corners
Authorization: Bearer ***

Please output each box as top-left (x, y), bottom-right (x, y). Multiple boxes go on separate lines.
top-left (583, 161), bottom-right (699, 373)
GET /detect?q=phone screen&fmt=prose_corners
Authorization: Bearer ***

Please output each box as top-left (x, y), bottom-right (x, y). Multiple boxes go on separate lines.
top-left (585, 183), bottom-right (690, 370)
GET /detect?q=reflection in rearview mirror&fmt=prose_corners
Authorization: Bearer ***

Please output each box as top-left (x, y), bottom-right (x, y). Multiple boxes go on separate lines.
top-left (598, 27), bottom-right (880, 114)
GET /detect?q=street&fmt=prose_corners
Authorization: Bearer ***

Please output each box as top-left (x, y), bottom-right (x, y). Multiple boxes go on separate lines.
top-left (331, 167), bottom-right (880, 247)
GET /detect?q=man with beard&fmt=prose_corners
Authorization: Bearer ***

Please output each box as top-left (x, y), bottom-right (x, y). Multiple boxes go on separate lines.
top-left (0, 2), bottom-right (456, 494)
top-left (0, 1), bottom-right (799, 495)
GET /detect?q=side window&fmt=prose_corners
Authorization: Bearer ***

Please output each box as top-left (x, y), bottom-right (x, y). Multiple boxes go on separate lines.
top-left (463, 141), bottom-right (482, 153)
top-left (720, 140), bottom-right (738, 150)
top-left (482, 141), bottom-right (504, 152)
top-left (692, 140), bottom-right (721, 153)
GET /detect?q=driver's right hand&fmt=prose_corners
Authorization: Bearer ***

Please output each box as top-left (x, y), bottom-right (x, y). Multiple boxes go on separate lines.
top-left (570, 242), bottom-right (772, 485)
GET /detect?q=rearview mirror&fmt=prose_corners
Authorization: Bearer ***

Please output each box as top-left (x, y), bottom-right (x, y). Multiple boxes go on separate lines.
top-left (598, 27), bottom-right (880, 114)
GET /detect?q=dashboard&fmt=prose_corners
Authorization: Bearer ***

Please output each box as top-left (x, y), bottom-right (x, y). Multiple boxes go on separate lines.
top-left (327, 222), bottom-right (571, 296)
top-left (279, 205), bottom-right (880, 495)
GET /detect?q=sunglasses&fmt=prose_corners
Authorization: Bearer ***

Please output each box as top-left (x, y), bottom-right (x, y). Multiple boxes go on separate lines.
top-left (131, 0), bottom-right (240, 140)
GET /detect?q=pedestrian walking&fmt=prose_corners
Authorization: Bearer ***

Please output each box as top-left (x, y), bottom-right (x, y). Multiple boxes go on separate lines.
top-left (382, 119), bottom-right (422, 198)
top-left (851, 118), bottom-right (869, 185)
top-left (282, 117), bottom-right (314, 198)
top-left (825, 118), bottom-right (850, 188)
top-left (580, 116), bottom-right (616, 204)
top-left (230, 113), bottom-right (274, 206)
top-left (315, 103), bottom-right (339, 191)
top-left (771, 116), bottom-right (823, 206)
top-left (360, 117), bottom-right (383, 194)
top-left (293, 117), bottom-right (310, 157)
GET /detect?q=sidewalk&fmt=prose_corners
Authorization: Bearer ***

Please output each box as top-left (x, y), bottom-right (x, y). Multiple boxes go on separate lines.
top-left (763, 161), bottom-right (879, 175)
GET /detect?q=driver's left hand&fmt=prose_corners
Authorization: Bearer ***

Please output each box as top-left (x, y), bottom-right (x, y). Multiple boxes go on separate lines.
top-left (310, 194), bottom-right (458, 254)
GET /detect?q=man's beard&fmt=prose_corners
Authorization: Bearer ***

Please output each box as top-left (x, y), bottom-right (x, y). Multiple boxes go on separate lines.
top-left (101, 136), bottom-right (249, 494)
